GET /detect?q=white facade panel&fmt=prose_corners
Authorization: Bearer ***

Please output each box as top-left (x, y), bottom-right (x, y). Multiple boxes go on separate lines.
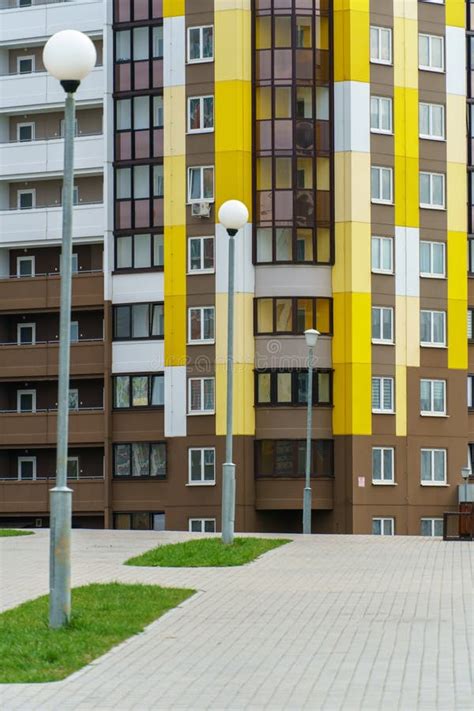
top-left (112, 341), bottom-right (164, 374)
top-left (163, 16), bottom-right (185, 88)
top-left (395, 226), bottom-right (419, 297)
top-left (112, 272), bottom-right (164, 304)
top-left (164, 366), bottom-right (187, 437)
top-left (255, 336), bottom-right (332, 370)
top-left (255, 265), bottom-right (332, 297)
top-left (0, 0), bottom-right (104, 45)
top-left (0, 67), bottom-right (103, 112)
top-left (215, 223), bottom-right (254, 294)
top-left (0, 204), bottom-right (103, 246)
top-left (0, 134), bottom-right (104, 179)
top-left (446, 26), bottom-right (466, 97)
top-left (334, 81), bottom-right (370, 153)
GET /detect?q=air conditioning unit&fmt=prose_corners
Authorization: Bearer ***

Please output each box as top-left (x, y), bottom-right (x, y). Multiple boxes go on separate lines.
top-left (191, 201), bottom-right (211, 218)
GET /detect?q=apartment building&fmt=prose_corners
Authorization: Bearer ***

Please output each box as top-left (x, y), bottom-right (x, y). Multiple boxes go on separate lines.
top-left (0, 0), bottom-right (471, 537)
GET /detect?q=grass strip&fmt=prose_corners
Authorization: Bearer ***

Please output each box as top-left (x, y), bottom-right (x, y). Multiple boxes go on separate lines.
top-left (125, 536), bottom-right (291, 568)
top-left (0, 529), bottom-right (34, 537)
top-left (0, 582), bottom-right (194, 683)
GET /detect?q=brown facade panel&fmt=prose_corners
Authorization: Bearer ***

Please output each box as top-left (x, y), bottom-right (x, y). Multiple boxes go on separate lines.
top-left (0, 479), bottom-right (105, 515)
top-left (0, 273), bottom-right (104, 312)
top-left (0, 341), bottom-right (105, 379)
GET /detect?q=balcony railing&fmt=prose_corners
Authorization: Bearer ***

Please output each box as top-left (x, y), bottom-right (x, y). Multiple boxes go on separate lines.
top-left (0, 0), bottom-right (73, 9)
top-left (0, 65), bottom-right (102, 78)
top-left (0, 474), bottom-right (103, 481)
top-left (0, 407), bottom-right (103, 414)
top-left (0, 131), bottom-right (102, 145)
top-left (0, 202), bottom-right (104, 243)
top-left (0, 338), bottom-right (103, 346)
top-left (0, 268), bottom-right (102, 279)
top-left (443, 511), bottom-right (474, 541)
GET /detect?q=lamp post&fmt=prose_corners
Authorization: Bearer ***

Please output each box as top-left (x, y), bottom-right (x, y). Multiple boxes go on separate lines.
top-left (43, 30), bottom-right (96, 628)
top-left (218, 200), bottom-right (249, 544)
top-left (303, 328), bottom-right (319, 535)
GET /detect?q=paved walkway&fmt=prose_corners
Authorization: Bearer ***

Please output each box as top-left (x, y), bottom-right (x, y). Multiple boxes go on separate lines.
top-left (0, 530), bottom-right (473, 711)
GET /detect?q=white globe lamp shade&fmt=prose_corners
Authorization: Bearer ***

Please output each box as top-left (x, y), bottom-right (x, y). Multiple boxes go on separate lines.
top-left (461, 467), bottom-right (471, 480)
top-left (43, 30), bottom-right (97, 82)
top-left (304, 329), bottom-right (319, 348)
top-left (218, 200), bottom-right (249, 232)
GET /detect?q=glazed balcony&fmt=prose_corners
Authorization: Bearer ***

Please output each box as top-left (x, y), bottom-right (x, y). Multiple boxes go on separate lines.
top-left (0, 0), bottom-right (104, 44)
top-left (0, 270), bottom-right (103, 310)
top-left (0, 202), bottom-right (103, 245)
top-left (0, 478), bottom-right (105, 514)
top-left (255, 478), bottom-right (334, 511)
top-left (0, 339), bottom-right (104, 378)
top-left (0, 134), bottom-right (104, 180)
top-left (0, 408), bottom-right (104, 446)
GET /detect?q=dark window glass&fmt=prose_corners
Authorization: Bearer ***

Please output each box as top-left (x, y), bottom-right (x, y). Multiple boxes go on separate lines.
top-left (113, 303), bottom-right (164, 340)
top-left (113, 442), bottom-right (166, 478)
top-left (255, 439), bottom-right (334, 478)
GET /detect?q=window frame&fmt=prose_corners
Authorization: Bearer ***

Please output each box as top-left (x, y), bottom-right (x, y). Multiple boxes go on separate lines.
top-left (418, 33), bottom-right (445, 73)
top-left (16, 122), bottom-right (35, 142)
top-left (113, 442), bottom-right (167, 479)
top-left (371, 306), bottom-right (394, 345)
top-left (420, 518), bottom-right (444, 537)
top-left (371, 166), bottom-right (393, 204)
top-left (187, 25), bottom-right (214, 64)
top-left (114, 233), bottom-right (164, 272)
top-left (419, 171), bottom-right (445, 210)
top-left (188, 306), bottom-right (215, 344)
top-left (255, 369), bottom-right (333, 407)
top-left (420, 309), bottom-right (446, 347)
top-left (370, 95), bottom-right (393, 135)
top-left (370, 26), bottom-right (393, 65)
top-left (16, 255), bottom-right (35, 277)
top-left (372, 447), bottom-right (395, 484)
top-left (67, 456), bottom-right (79, 480)
top-left (372, 376), bottom-right (394, 414)
top-left (372, 517), bottom-right (395, 535)
top-left (18, 456), bottom-right (36, 481)
top-left (419, 102), bottom-right (445, 141)
top-left (187, 165), bottom-right (215, 203)
top-left (254, 297), bottom-right (333, 336)
top-left (419, 240), bottom-right (446, 278)
top-left (420, 378), bottom-right (446, 416)
top-left (468, 374), bottom-right (474, 410)
top-left (371, 236), bottom-right (393, 274)
top-left (187, 236), bottom-right (214, 274)
top-left (113, 373), bottom-right (165, 409)
top-left (17, 389), bottom-right (36, 413)
top-left (187, 95), bottom-right (214, 134)
top-left (420, 448), bottom-right (447, 485)
top-left (17, 189), bottom-right (36, 210)
top-left (17, 322), bottom-right (36, 345)
top-left (17, 55), bottom-right (35, 74)
top-left (255, 439), bottom-right (335, 479)
top-left (189, 518), bottom-right (216, 533)
top-left (188, 447), bottom-right (216, 486)
top-left (188, 377), bottom-right (215, 415)
top-left (113, 302), bottom-right (164, 341)
top-left (468, 308), bottom-right (474, 342)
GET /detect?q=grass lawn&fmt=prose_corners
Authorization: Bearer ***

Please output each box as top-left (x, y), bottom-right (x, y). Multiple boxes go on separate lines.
top-left (125, 537), bottom-right (291, 568)
top-left (0, 529), bottom-right (34, 537)
top-left (0, 582), bottom-right (194, 684)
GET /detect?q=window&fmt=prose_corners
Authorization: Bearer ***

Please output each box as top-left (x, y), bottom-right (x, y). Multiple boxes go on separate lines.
top-left (419, 33), bottom-right (444, 72)
top-left (18, 0), bottom-right (33, 6)
top-left (189, 518), bottom-right (216, 533)
top-left (255, 439), bottom-right (334, 478)
top-left (17, 389), bottom-right (36, 413)
top-left (372, 518), bottom-right (394, 535)
top-left (153, 26), bottom-right (163, 58)
top-left (188, 96), bottom-right (214, 133)
top-left (370, 96), bottom-right (392, 134)
top-left (255, 297), bottom-right (333, 336)
top-left (187, 26), bottom-right (214, 63)
top-left (468, 375), bottom-right (474, 409)
top-left (371, 166), bottom-right (393, 204)
top-left (420, 241), bottom-right (445, 278)
top-left (255, 228), bottom-right (331, 265)
top-left (419, 103), bottom-right (445, 140)
top-left (116, 165), bottom-right (162, 200)
top-left (153, 96), bottom-right (164, 127)
top-left (17, 123), bottom-right (34, 142)
top-left (70, 321), bottom-right (79, 343)
top-left (67, 457), bottom-right (79, 480)
top-left (60, 118), bottom-right (79, 137)
top-left (420, 518), bottom-right (443, 537)
top-left (188, 236), bottom-right (214, 273)
top-left (372, 447), bottom-right (395, 484)
top-left (113, 443), bottom-right (166, 478)
top-left (114, 374), bottom-right (164, 408)
top-left (17, 190), bottom-right (35, 210)
top-left (468, 309), bottom-right (474, 341)
top-left (420, 379), bottom-right (446, 415)
top-left (188, 307), bottom-right (215, 343)
top-left (187, 166), bottom-right (214, 202)
top-left (114, 512), bottom-right (166, 530)
top-left (17, 323), bottom-right (35, 345)
top-left (469, 239), bottom-right (474, 275)
top-left (68, 389), bottom-right (79, 411)
top-left (17, 56), bottom-right (35, 73)
top-left (420, 310), bottom-right (446, 346)
top-left (115, 234), bottom-right (164, 270)
top-left (372, 377), bottom-right (394, 413)
top-left (256, 370), bottom-right (333, 407)
top-left (16, 256), bottom-right (34, 277)
top-left (61, 185), bottom-right (79, 206)
top-left (420, 172), bottom-right (445, 209)
top-left (421, 448), bottom-right (446, 484)
top-left (371, 236), bottom-right (393, 274)
top-left (371, 307), bottom-right (394, 344)
top-left (188, 378), bottom-right (215, 414)
top-left (188, 448), bottom-right (215, 484)
top-left (113, 303), bottom-right (164, 340)
top-left (18, 457), bottom-right (36, 481)
top-left (370, 26), bottom-right (392, 64)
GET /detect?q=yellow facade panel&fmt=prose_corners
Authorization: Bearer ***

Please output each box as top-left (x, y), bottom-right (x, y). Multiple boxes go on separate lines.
top-left (446, 0), bottom-right (465, 28)
top-left (214, 9), bottom-right (251, 82)
top-left (333, 222), bottom-right (371, 294)
top-left (447, 162), bottom-right (467, 234)
top-left (333, 7), bottom-right (370, 84)
top-left (163, 0), bottom-right (184, 17)
top-left (447, 95), bottom-right (468, 165)
top-left (334, 152), bottom-right (371, 224)
top-left (395, 365), bottom-right (407, 437)
top-left (163, 87), bottom-right (186, 157)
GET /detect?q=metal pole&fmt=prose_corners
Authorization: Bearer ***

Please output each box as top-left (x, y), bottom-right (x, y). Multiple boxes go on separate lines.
top-left (49, 91), bottom-right (75, 628)
top-left (222, 230), bottom-right (236, 544)
top-left (303, 345), bottom-right (314, 534)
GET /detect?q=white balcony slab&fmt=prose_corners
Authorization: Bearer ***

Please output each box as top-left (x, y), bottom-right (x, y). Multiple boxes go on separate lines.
top-left (112, 341), bottom-right (165, 374)
top-left (0, 0), bottom-right (104, 46)
top-left (0, 66), bottom-right (103, 112)
top-left (0, 203), bottom-right (103, 245)
top-left (112, 272), bottom-right (164, 304)
top-left (255, 265), bottom-right (332, 297)
top-left (0, 134), bottom-right (104, 179)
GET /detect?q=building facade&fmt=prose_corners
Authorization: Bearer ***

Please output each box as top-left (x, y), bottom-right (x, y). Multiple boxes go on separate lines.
top-left (0, 0), bottom-right (471, 536)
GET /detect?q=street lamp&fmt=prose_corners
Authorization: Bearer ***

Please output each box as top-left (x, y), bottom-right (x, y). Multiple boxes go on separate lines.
top-left (303, 328), bottom-right (319, 534)
top-left (218, 200), bottom-right (249, 544)
top-left (43, 30), bottom-right (96, 629)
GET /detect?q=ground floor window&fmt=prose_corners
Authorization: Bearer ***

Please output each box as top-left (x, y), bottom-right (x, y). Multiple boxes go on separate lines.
top-left (420, 518), bottom-right (443, 537)
top-left (372, 517), bottom-right (394, 536)
top-left (114, 512), bottom-right (165, 531)
top-left (189, 518), bottom-right (216, 533)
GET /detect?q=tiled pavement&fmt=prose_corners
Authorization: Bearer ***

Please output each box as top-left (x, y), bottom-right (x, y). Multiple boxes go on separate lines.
top-left (0, 530), bottom-right (473, 711)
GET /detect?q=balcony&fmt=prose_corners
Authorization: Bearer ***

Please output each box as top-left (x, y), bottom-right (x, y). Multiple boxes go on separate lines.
top-left (0, 478), bottom-right (105, 514)
top-left (0, 339), bottom-right (104, 378)
top-left (255, 478), bottom-right (334, 510)
top-left (0, 409), bottom-right (104, 446)
top-left (0, 134), bottom-right (104, 180)
top-left (0, 271), bottom-right (103, 310)
top-left (0, 0), bottom-right (104, 44)
top-left (0, 202), bottom-right (103, 245)
top-left (0, 66), bottom-right (103, 112)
